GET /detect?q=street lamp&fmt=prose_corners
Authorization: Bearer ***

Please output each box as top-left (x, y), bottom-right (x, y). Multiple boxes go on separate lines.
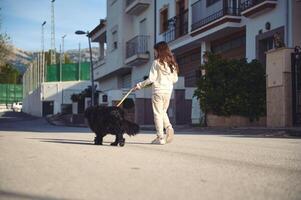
top-left (59, 34), bottom-right (66, 82)
top-left (41, 21), bottom-right (46, 83)
top-left (62, 34), bottom-right (66, 63)
top-left (75, 30), bottom-right (95, 107)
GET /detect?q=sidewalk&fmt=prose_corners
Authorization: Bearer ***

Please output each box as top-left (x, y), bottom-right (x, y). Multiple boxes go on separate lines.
top-left (46, 115), bottom-right (301, 138)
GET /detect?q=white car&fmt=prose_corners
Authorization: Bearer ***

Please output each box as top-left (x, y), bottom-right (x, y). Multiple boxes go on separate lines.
top-left (12, 102), bottom-right (22, 112)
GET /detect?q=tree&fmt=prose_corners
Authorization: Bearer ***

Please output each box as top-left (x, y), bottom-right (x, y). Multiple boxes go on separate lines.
top-left (44, 50), bottom-right (72, 65)
top-left (194, 53), bottom-right (266, 121)
top-left (0, 33), bottom-right (12, 67)
top-left (0, 63), bottom-right (21, 84)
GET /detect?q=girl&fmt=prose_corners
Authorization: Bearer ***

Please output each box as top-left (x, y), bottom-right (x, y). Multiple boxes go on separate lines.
top-left (133, 41), bottom-right (179, 145)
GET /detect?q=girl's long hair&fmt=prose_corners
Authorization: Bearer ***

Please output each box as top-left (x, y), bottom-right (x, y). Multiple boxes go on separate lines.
top-left (154, 41), bottom-right (179, 74)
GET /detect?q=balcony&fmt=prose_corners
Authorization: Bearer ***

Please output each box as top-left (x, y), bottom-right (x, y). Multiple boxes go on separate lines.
top-left (94, 56), bottom-right (106, 69)
top-left (240, 0), bottom-right (277, 18)
top-left (163, 10), bottom-right (188, 43)
top-left (191, 1), bottom-right (241, 36)
top-left (125, 35), bottom-right (150, 66)
top-left (125, 0), bottom-right (150, 15)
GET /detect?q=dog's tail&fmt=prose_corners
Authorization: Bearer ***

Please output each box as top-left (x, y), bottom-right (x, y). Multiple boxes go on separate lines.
top-left (122, 119), bottom-right (140, 136)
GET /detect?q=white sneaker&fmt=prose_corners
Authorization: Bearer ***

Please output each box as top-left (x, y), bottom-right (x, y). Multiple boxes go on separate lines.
top-left (166, 127), bottom-right (174, 143)
top-left (151, 136), bottom-right (166, 145)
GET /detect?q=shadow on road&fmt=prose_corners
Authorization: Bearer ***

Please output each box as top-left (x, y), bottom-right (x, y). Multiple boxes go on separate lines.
top-left (1, 111), bottom-right (301, 139)
top-left (0, 189), bottom-right (71, 200)
top-left (27, 137), bottom-right (154, 146)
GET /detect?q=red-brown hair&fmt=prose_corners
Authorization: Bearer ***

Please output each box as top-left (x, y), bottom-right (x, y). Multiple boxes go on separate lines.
top-left (154, 41), bottom-right (179, 74)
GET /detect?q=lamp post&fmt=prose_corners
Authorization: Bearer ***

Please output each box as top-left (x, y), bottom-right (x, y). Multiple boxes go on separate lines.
top-left (62, 34), bottom-right (66, 63)
top-left (41, 21), bottom-right (46, 82)
top-left (75, 30), bottom-right (95, 106)
top-left (59, 34), bottom-right (66, 82)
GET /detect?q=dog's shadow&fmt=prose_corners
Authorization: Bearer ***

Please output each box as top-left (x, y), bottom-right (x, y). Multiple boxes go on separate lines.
top-left (27, 138), bottom-right (154, 146)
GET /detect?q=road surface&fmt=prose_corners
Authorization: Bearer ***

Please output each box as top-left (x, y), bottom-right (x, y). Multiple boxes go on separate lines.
top-left (0, 111), bottom-right (301, 200)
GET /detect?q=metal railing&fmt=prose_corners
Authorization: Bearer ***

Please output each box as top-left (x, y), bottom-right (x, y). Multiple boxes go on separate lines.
top-left (126, 35), bottom-right (150, 59)
top-left (240, 0), bottom-right (277, 12)
top-left (191, 6), bottom-right (240, 31)
top-left (163, 10), bottom-right (188, 43)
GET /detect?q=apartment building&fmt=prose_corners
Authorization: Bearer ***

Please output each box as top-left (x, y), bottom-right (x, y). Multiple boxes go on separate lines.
top-left (90, 0), bottom-right (300, 125)
top-left (90, 0), bottom-right (159, 124)
top-left (156, 0), bottom-right (301, 124)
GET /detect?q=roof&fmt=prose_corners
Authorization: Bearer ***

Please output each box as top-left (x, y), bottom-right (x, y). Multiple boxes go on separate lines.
top-left (88, 19), bottom-right (107, 37)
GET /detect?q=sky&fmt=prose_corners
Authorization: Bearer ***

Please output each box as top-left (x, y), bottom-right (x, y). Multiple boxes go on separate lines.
top-left (0, 0), bottom-right (106, 52)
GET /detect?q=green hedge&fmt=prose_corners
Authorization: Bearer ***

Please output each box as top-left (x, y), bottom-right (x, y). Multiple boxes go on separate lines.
top-left (194, 53), bottom-right (266, 121)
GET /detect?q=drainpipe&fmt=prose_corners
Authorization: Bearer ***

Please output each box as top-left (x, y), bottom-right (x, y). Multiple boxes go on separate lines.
top-left (154, 0), bottom-right (157, 44)
top-left (286, 0), bottom-right (289, 47)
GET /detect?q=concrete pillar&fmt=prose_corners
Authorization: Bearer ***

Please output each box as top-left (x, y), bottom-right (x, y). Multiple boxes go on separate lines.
top-left (266, 48), bottom-right (293, 127)
top-left (99, 42), bottom-right (105, 59)
top-left (201, 41), bottom-right (210, 65)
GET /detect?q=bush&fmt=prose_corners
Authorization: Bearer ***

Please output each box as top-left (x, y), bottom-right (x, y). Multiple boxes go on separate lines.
top-left (194, 53), bottom-right (266, 121)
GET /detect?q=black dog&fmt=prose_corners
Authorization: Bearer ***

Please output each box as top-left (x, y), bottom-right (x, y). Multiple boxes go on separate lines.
top-left (84, 105), bottom-right (139, 147)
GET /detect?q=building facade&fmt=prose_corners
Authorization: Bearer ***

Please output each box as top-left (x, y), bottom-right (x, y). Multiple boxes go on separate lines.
top-left (90, 0), bottom-right (301, 125)
top-left (156, 0), bottom-right (301, 125)
top-left (22, 61), bottom-right (93, 117)
top-left (90, 0), bottom-right (184, 125)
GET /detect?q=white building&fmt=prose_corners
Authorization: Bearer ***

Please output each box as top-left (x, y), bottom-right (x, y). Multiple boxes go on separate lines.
top-left (90, 0), bottom-right (301, 125)
top-left (155, 0), bottom-right (301, 124)
top-left (22, 60), bottom-right (94, 117)
top-left (22, 81), bottom-right (92, 117)
top-left (90, 0), bottom-right (185, 125)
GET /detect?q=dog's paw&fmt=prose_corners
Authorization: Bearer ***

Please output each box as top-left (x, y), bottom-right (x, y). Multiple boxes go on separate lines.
top-left (94, 137), bottom-right (103, 145)
top-left (119, 139), bottom-right (125, 147)
top-left (110, 141), bottom-right (118, 146)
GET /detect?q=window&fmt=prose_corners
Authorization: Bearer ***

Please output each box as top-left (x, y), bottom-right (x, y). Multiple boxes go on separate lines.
top-left (160, 8), bottom-right (168, 33)
top-left (206, 0), bottom-right (220, 7)
top-left (102, 95), bottom-right (108, 103)
top-left (121, 74), bottom-right (131, 88)
top-left (112, 31), bottom-right (118, 50)
top-left (139, 18), bottom-right (147, 35)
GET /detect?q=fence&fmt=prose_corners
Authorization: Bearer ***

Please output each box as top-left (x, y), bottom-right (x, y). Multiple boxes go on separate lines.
top-left (46, 62), bottom-right (91, 82)
top-left (0, 84), bottom-right (23, 104)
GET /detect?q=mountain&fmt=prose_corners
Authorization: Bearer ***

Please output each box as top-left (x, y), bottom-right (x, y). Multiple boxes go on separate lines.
top-left (8, 46), bottom-right (34, 74)
top-left (7, 46), bottom-right (99, 74)
top-left (65, 47), bottom-right (99, 63)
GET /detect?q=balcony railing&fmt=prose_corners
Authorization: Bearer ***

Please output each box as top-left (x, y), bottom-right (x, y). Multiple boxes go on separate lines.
top-left (126, 35), bottom-right (149, 59)
top-left (240, 0), bottom-right (276, 12)
top-left (191, 6), bottom-right (240, 31)
top-left (163, 10), bottom-right (188, 43)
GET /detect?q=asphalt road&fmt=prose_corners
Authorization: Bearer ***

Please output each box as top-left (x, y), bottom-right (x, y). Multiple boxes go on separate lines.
top-left (0, 111), bottom-right (301, 200)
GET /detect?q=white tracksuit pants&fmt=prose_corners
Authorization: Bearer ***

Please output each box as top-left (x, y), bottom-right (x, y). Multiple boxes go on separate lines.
top-left (152, 93), bottom-right (172, 138)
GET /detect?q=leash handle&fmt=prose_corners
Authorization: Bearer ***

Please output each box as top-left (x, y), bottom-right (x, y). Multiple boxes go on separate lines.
top-left (116, 88), bottom-right (134, 107)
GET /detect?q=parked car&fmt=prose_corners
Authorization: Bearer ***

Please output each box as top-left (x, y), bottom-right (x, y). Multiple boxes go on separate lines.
top-left (12, 102), bottom-right (22, 112)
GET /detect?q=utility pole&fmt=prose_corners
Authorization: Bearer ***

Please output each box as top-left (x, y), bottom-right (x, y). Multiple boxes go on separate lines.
top-left (59, 44), bottom-right (62, 81)
top-left (41, 21), bottom-right (46, 82)
top-left (78, 43), bottom-right (81, 81)
top-left (75, 30), bottom-right (95, 106)
top-left (50, 0), bottom-right (56, 64)
top-left (0, 7), bottom-right (2, 32)
top-left (62, 35), bottom-right (66, 64)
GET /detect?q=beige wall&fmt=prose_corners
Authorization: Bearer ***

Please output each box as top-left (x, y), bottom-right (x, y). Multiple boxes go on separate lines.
top-left (266, 48), bottom-right (293, 127)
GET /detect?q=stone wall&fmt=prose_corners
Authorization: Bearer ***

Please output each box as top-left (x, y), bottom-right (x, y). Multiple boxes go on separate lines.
top-left (207, 114), bottom-right (266, 127)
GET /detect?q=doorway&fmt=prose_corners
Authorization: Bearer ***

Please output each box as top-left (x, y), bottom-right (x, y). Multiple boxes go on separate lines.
top-left (42, 101), bottom-right (54, 117)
